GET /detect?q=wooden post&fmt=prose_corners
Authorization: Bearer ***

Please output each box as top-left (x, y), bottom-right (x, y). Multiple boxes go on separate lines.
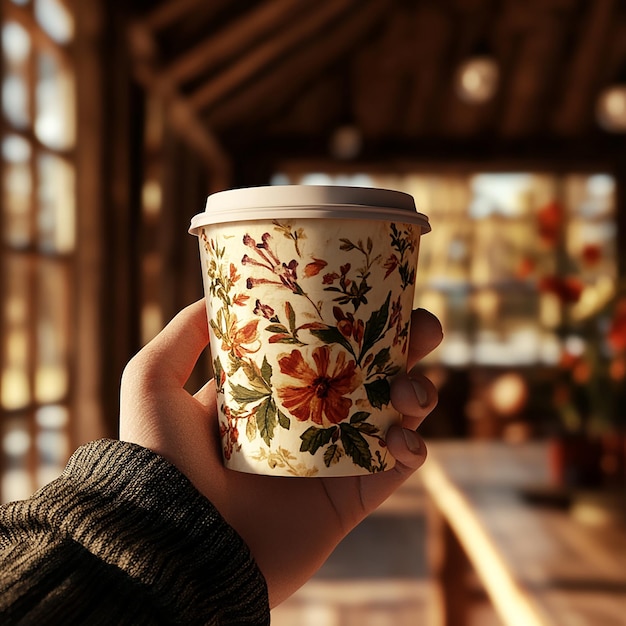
top-left (427, 500), bottom-right (472, 626)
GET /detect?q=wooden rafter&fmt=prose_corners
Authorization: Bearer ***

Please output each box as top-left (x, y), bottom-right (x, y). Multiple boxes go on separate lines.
top-left (206, 0), bottom-right (388, 130)
top-left (161, 0), bottom-right (304, 86)
top-left (402, 4), bottom-right (452, 136)
top-left (128, 22), bottom-right (232, 188)
top-left (188, 0), bottom-right (355, 112)
top-left (143, 0), bottom-right (209, 32)
top-left (498, 12), bottom-right (566, 138)
top-left (552, 0), bottom-right (617, 135)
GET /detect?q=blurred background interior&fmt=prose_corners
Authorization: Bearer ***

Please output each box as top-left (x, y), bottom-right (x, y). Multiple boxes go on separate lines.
top-left (0, 0), bottom-right (625, 624)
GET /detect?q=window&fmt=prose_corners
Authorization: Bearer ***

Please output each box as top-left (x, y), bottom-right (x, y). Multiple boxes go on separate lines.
top-left (270, 171), bottom-right (617, 368)
top-left (1, 0), bottom-right (76, 502)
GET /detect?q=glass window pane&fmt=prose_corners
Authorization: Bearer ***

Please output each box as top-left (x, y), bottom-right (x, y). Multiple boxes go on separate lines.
top-left (2, 135), bottom-right (33, 247)
top-left (36, 52), bottom-right (75, 150)
top-left (2, 22), bottom-right (31, 128)
top-left (2, 255), bottom-right (32, 410)
top-left (36, 405), bottom-right (69, 486)
top-left (35, 261), bottom-right (70, 403)
top-left (2, 22), bottom-right (30, 64)
top-left (1, 417), bottom-right (33, 503)
top-left (35, 0), bottom-right (74, 44)
top-left (37, 153), bottom-right (75, 252)
top-left (2, 74), bottom-right (29, 127)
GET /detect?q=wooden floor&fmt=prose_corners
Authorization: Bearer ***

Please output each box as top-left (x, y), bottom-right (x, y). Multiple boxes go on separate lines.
top-left (271, 471), bottom-right (503, 626)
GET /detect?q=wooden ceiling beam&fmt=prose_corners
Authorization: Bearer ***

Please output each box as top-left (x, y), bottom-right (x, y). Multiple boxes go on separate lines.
top-left (551, 0), bottom-right (617, 136)
top-left (351, 7), bottom-right (410, 139)
top-left (128, 22), bottom-right (232, 189)
top-left (161, 0), bottom-right (304, 86)
top-left (208, 0), bottom-right (387, 131)
top-left (497, 12), bottom-right (565, 137)
top-left (402, 5), bottom-right (453, 136)
top-left (142, 0), bottom-right (209, 33)
top-left (188, 0), bottom-right (354, 112)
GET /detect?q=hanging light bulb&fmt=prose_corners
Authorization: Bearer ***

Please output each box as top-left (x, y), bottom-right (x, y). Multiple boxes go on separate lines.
top-left (596, 86), bottom-right (626, 132)
top-left (455, 54), bottom-right (499, 104)
top-left (596, 62), bottom-right (626, 133)
top-left (329, 124), bottom-right (362, 160)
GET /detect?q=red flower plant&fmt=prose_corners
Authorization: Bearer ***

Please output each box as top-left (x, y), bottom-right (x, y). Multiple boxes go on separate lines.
top-left (608, 298), bottom-right (626, 352)
top-left (538, 275), bottom-right (584, 304)
top-left (277, 346), bottom-right (359, 426)
top-left (581, 244), bottom-right (602, 267)
top-left (537, 200), bottom-right (564, 247)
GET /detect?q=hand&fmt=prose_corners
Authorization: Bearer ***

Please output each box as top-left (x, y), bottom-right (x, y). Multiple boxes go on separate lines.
top-left (120, 300), bottom-right (442, 607)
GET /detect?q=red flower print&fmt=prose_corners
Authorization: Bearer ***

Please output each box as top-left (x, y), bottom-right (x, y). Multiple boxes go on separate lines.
top-left (304, 258), bottom-right (327, 277)
top-left (277, 346), bottom-right (359, 426)
top-left (383, 254), bottom-right (399, 278)
top-left (253, 299), bottom-right (276, 320)
top-left (333, 306), bottom-right (364, 345)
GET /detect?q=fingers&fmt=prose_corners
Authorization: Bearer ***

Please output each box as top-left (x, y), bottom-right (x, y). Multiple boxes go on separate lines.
top-left (123, 300), bottom-right (209, 391)
top-left (385, 426), bottom-right (427, 471)
top-left (390, 370), bottom-right (438, 431)
top-left (406, 308), bottom-right (443, 370)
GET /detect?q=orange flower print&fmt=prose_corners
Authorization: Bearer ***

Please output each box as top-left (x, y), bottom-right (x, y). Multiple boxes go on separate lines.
top-left (221, 315), bottom-right (261, 358)
top-left (277, 346), bottom-right (359, 426)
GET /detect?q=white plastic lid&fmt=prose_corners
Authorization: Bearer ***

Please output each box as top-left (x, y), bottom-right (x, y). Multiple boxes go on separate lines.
top-left (189, 185), bottom-right (431, 234)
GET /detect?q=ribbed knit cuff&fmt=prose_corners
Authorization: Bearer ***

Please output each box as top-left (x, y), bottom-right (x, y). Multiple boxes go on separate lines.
top-left (6, 439), bottom-right (270, 625)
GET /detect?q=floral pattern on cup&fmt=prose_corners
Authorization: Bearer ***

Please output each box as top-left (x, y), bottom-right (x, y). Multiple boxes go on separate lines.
top-left (200, 219), bottom-right (419, 476)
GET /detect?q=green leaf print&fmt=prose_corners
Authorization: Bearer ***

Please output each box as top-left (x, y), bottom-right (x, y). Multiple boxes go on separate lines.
top-left (364, 377), bottom-right (391, 409)
top-left (300, 426), bottom-right (337, 455)
top-left (339, 423), bottom-right (372, 470)
top-left (277, 408), bottom-right (291, 430)
top-left (256, 397), bottom-right (278, 447)
top-left (260, 355), bottom-right (272, 385)
top-left (213, 357), bottom-right (225, 393)
top-left (368, 347), bottom-right (391, 374)
top-left (309, 326), bottom-right (356, 359)
top-left (230, 384), bottom-right (270, 406)
top-left (350, 411), bottom-right (371, 424)
top-left (359, 292), bottom-right (391, 363)
top-left (323, 444), bottom-right (343, 467)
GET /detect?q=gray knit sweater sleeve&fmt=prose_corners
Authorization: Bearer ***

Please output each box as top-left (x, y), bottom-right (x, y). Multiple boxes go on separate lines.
top-left (0, 439), bottom-right (270, 625)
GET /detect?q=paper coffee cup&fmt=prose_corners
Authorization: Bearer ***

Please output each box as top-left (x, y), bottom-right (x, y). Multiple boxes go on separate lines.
top-left (190, 185), bottom-right (430, 477)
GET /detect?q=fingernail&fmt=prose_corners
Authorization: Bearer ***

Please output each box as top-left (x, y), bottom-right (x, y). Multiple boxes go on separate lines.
top-left (410, 378), bottom-right (429, 407)
top-left (402, 429), bottom-right (424, 455)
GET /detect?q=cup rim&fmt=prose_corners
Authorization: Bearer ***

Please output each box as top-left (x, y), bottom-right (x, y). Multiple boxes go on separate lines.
top-left (189, 185), bottom-right (431, 234)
